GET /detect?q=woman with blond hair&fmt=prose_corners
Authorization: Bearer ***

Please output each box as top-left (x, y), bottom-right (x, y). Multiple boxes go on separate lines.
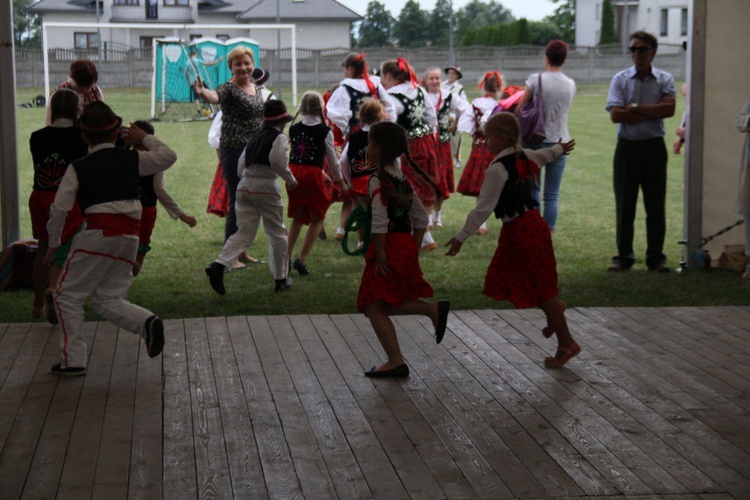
top-left (194, 46), bottom-right (265, 249)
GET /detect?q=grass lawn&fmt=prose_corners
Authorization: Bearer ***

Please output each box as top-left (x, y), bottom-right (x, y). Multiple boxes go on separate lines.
top-left (3, 84), bottom-right (749, 323)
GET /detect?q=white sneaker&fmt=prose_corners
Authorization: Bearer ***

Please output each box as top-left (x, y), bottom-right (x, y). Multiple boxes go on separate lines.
top-left (454, 159), bottom-right (462, 168)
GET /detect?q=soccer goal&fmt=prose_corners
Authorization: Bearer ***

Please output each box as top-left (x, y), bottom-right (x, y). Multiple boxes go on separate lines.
top-left (41, 22), bottom-right (298, 122)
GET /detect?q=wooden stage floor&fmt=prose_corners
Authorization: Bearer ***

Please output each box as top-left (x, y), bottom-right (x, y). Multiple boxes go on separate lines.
top-left (1, 307), bottom-right (749, 499)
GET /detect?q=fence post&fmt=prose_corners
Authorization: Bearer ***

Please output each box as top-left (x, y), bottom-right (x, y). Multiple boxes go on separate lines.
top-left (313, 49), bottom-right (319, 88)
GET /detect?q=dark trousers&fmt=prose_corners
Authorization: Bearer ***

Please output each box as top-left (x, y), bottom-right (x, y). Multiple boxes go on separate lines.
top-left (219, 146), bottom-right (243, 242)
top-left (612, 137), bottom-right (668, 268)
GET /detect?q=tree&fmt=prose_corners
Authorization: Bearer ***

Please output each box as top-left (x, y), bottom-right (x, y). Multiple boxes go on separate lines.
top-left (428, 0), bottom-right (453, 48)
top-left (358, 1), bottom-right (394, 48)
top-left (454, 0), bottom-right (515, 41)
top-left (599, 0), bottom-right (617, 45)
top-left (13, 0), bottom-right (42, 48)
top-left (393, 0), bottom-right (429, 48)
top-left (547, 0), bottom-right (575, 43)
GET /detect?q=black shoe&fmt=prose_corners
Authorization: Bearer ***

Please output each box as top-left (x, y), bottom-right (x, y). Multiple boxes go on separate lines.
top-left (318, 228), bottom-right (327, 240)
top-left (51, 362), bottom-right (86, 377)
top-left (144, 315), bottom-right (165, 358)
top-left (292, 257), bottom-right (309, 276)
top-left (435, 300), bottom-right (450, 344)
top-left (275, 277), bottom-right (292, 292)
top-left (648, 263), bottom-right (670, 273)
top-left (205, 262), bottom-right (226, 295)
top-left (608, 262), bottom-right (632, 272)
top-left (364, 364), bottom-right (409, 378)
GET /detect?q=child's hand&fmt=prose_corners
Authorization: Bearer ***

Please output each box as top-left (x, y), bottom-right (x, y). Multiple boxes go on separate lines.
top-left (445, 238), bottom-right (463, 256)
top-left (374, 250), bottom-right (391, 278)
top-left (180, 214), bottom-right (197, 227)
top-left (287, 180), bottom-right (298, 191)
top-left (558, 138), bottom-right (575, 155)
top-left (123, 123), bottom-right (148, 146)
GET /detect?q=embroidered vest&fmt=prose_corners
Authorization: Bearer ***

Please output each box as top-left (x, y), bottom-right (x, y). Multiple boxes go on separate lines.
top-left (492, 152), bottom-right (540, 220)
top-left (371, 171), bottom-right (413, 233)
top-left (436, 92), bottom-right (454, 143)
top-left (393, 88), bottom-right (432, 139)
top-left (343, 84), bottom-right (378, 136)
top-left (346, 129), bottom-right (377, 178)
top-left (289, 122), bottom-right (330, 167)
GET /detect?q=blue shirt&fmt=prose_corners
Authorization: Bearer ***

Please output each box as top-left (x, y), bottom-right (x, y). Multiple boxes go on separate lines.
top-left (606, 66), bottom-right (675, 141)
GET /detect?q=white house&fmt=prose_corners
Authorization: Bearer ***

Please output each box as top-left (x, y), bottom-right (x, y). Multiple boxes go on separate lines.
top-left (31, 0), bottom-right (362, 50)
top-left (576, 0), bottom-right (690, 47)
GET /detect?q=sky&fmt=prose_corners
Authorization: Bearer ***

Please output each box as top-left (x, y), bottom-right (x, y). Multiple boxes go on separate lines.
top-left (342, 0), bottom-right (558, 21)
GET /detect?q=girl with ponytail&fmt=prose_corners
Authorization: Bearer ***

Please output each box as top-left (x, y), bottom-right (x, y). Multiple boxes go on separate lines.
top-left (456, 70), bottom-right (504, 235)
top-left (357, 121), bottom-right (449, 378)
top-left (380, 57), bottom-right (444, 251)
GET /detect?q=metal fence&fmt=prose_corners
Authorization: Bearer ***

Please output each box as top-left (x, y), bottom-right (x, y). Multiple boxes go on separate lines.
top-left (14, 43), bottom-right (687, 90)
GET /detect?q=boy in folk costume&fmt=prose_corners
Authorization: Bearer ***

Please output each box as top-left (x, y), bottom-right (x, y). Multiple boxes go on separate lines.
top-left (44, 102), bottom-right (177, 376)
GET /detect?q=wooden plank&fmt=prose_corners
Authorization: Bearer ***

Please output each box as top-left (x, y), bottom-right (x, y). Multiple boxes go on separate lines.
top-left (92, 326), bottom-right (140, 498)
top-left (252, 315), bottom-right (337, 498)
top-left (128, 319), bottom-right (165, 499)
top-left (349, 312), bottom-right (483, 499)
top-left (163, 318), bottom-right (198, 498)
top-left (315, 313), bottom-right (410, 499)
top-left (208, 315), bottom-right (267, 498)
top-left (236, 315), bottom-right (303, 499)
top-left (0, 324), bottom-right (57, 497)
top-left (56, 321), bottom-right (118, 498)
top-left (0, 323), bottom-right (31, 391)
top-left (183, 316), bottom-right (233, 498)
top-left (453, 310), bottom-right (620, 496)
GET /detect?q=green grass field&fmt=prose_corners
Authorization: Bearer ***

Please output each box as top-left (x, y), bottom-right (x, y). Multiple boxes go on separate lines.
top-left (3, 85), bottom-right (749, 323)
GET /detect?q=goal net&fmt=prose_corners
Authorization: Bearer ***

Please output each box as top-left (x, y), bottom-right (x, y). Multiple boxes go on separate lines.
top-left (151, 37), bottom-right (260, 122)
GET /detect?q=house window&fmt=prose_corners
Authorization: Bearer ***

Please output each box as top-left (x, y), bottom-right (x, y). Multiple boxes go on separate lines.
top-left (140, 36), bottom-right (162, 49)
top-left (216, 34), bottom-right (229, 42)
top-left (113, 0), bottom-right (139, 5)
top-left (660, 9), bottom-right (668, 36)
top-left (163, 0), bottom-right (189, 5)
top-left (681, 8), bottom-right (688, 36)
top-left (190, 34), bottom-right (202, 41)
top-left (74, 32), bottom-right (99, 49)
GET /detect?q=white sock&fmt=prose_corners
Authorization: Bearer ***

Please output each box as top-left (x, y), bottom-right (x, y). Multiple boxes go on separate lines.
top-left (336, 226), bottom-right (346, 236)
top-left (421, 231), bottom-right (435, 247)
top-left (480, 221), bottom-right (487, 231)
top-left (433, 210), bottom-right (441, 223)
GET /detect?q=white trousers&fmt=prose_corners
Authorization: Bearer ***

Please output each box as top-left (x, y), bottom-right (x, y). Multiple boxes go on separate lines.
top-left (53, 230), bottom-right (153, 368)
top-left (216, 188), bottom-right (289, 280)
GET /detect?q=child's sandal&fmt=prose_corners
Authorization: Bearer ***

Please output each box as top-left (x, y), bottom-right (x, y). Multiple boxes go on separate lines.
top-left (544, 342), bottom-right (581, 368)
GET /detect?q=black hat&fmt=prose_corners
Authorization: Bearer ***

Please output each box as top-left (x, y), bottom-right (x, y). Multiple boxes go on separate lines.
top-left (78, 101), bottom-right (122, 132)
top-left (263, 99), bottom-right (293, 124)
top-left (444, 65), bottom-right (463, 79)
top-left (252, 67), bottom-right (270, 86)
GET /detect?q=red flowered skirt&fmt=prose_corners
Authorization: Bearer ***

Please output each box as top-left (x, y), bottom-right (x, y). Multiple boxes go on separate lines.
top-left (286, 163), bottom-right (332, 225)
top-left (401, 134), bottom-right (445, 208)
top-left (357, 232), bottom-right (434, 312)
top-left (437, 139), bottom-right (455, 194)
top-left (138, 205), bottom-right (157, 251)
top-left (483, 210), bottom-right (558, 308)
top-left (457, 140), bottom-right (495, 197)
top-left (29, 190), bottom-right (83, 243)
top-left (207, 162), bottom-right (229, 217)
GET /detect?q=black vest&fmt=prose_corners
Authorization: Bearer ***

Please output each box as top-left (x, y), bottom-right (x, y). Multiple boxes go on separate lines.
top-left (244, 126), bottom-right (282, 168)
top-left (72, 148), bottom-right (141, 212)
top-left (343, 84), bottom-right (379, 135)
top-left (346, 129), bottom-right (377, 178)
top-left (492, 152), bottom-right (539, 220)
top-left (139, 174), bottom-right (158, 207)
top-left (393, 88), bottom-right (432, 139)
top-left (289, 122), bottom-right (330, 167)
top-left (370, 171), bottom-right (413, 234)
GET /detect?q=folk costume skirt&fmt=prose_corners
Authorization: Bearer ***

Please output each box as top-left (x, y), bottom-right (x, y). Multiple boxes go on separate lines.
top-left (457, 137), bottom-right (495, 197)
top-left (483, 209), bottom-right (558, 309)
top-left (30, 190), bottom-right (83, 243)
top-left (402, 134), bottom-right (444, 209)
top-left (357, 232), bottom-right (434, 313)
top-left (286, 163), bottom-right (332, 225)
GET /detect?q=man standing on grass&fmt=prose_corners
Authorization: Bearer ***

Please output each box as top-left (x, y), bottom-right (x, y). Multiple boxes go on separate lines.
top-left (606, 30), bottom-right (675, 273)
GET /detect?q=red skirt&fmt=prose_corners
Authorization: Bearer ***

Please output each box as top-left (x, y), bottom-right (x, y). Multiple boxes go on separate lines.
top-left (357, 232), bottom-right (434, 312)
top-left (402, 134), bottom-right (444, 208)
top-left (286, 163), bottom-right (332, 224)
top-left (437, 140), bottom-right (455, 194)
top-left (138, 205), bottom-right (158, 250)
top-left (29, 190), bottom-right (84, 243)
top-left (349, 175), bottom-right (372, 199)
top-left (207, 162), bottom-right (229, 217)
top-left (483, 210), bottom-right (558, 308)
top-left (457, 139), bottom-right (495, 197)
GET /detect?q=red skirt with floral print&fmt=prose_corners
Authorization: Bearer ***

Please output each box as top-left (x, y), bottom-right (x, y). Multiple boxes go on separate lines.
top-left (357, 232), bottom-right (434, 312)
top-left (482, 210), bottom-right (558, 308)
